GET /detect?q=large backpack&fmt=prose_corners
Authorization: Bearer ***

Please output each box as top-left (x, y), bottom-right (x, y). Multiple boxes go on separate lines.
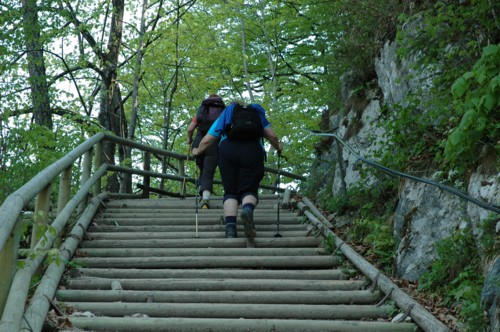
top-left (196, 97), bottom-right (225, 135)
top-left (225, 104), bottom-right (264, 141)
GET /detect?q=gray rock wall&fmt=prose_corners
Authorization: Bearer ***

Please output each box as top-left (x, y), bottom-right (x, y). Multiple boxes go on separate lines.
top-left (314, 38), bottom-right (499, 328)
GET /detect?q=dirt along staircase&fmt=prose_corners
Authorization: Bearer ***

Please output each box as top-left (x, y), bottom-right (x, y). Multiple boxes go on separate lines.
top-left (55, 194), bottom-right (418, 332)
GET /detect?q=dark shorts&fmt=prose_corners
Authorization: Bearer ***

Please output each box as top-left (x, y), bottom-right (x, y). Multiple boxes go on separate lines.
top-left (218, 139), bottom-right (265, 203)
top-left (192, 133), bottom-right (219, 193)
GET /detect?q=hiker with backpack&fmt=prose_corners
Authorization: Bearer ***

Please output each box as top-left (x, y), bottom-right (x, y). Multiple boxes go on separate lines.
top-left (192, 101), bottom-right (283, 239)
top-left (187, 94), bottom-right (226, 209)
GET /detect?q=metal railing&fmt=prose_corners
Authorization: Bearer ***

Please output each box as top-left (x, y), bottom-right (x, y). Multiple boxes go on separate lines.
top-left (307, 130), bottom-right (500, 214)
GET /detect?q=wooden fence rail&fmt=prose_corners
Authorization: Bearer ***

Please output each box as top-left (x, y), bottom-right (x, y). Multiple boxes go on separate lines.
top-left (0, 132), bottom-right (302, 328)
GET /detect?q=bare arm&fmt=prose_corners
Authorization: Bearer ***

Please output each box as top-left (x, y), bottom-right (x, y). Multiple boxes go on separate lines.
top-left (263, 127), bottom-right (283, 152)
top-left (187, 121), bottom-right (197, 144)
top-left (192, 134), bottom-right (218, 156)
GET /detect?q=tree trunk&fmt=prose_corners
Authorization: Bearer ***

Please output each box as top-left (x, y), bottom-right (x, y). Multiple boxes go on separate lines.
top-left (240, 17), bottom-right (255, 103)
top-left (160, 3), bottom-right (181, 192)
top-left (21, 0), bottom-right (52, 129)
top-left (124, 0), bottom-right (149, 194)
top-left (257, 0), bottom-right (278, 112)
top-left (98, 0), bottom-right (127, 193)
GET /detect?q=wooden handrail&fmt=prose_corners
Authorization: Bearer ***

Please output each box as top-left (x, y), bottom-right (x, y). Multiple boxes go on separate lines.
top-left (0, 131), bottom-right (306, 322)
top-left (0, 132), bottom-right (304, 252)
top-left (0, 132), bottom-right (105, 252)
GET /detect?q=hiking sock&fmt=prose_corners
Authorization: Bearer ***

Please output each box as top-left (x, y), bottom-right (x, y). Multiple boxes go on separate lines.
top-left (241, 204), bottom-right (256, 239)
top-left (200, 191), bottom-right (211, 209)
top-left (225, 216), bottom-right (236, 226)
top-left (225, 216), bottom-right (237, 238)
top-left (201, 191), bottom-right (211, 209)
top-left (242, 203), bottom-right (255, 212)
top-left (202, 190), bottom-right (211, 200)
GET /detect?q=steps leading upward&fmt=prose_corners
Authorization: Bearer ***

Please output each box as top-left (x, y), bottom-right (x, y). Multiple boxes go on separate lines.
top-left (56, 195), bottom-right (417, 332)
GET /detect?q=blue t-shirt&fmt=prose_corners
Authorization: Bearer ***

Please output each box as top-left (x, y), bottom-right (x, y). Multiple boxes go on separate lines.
top-left (207, 103), bottom-right (270, 144)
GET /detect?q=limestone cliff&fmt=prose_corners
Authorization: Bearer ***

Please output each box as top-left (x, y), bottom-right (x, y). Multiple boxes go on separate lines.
top-left (309, 38), bottom-right (499, 330)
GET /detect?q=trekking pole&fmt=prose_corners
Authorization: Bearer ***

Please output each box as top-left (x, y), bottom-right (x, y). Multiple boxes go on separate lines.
top-left (181, 153), bottom-right (187, 200)
top-left (195, 165), bottom-right (199, 238)
top-left (188, 146), bottom-right (199, 238)
top-left (274, 150), bottom-right (282, 238)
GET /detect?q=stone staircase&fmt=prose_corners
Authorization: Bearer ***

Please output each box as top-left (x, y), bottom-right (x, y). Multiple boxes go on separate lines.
top-left (55, 195), bottom-right (418, 331)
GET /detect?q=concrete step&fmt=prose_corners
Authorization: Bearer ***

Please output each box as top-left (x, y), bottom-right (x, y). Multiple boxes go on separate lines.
top-left (93, 215), bottom-right (301, 225)
top-left (64, 277), bottom-right (365, 291)
top-left (57, 289), bottom-right (381, 304)
top-left (70, 268), bottom-right (350, 280)
top-left (63, 302), bottom-right (393, 320)
top-left (79, 237), bottom-right (322, 248)
top-left (56, 197), bottom-right (416, 331)
top-left (70, 255), bottom-right (342, 269)
top-left (84, 230), bottom-right (311, 239)
top-left (88, 224), bottom-right (308, 232)
top-left (76, 247), bottom-right (327, 257)
top-left (68, 317), bottom-right (418, 332)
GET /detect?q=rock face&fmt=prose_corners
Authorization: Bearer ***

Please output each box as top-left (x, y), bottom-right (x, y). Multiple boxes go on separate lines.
top-left (375, 40), bottom-right (498, 281)
top-left (311, 38), bottom-right (499, 328)
top-left (392, 181), bottom-right (467, 280)
top-left (482, 258), bottom-right (500, 332)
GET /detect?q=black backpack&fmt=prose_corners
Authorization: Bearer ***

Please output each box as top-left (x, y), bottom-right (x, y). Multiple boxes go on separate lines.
top-left (196, 97), bottom-right (225, 135)
top-left (225, 104), bottom-right (264, 141)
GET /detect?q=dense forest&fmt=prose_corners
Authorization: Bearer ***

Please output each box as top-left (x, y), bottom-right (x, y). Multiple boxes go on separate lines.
top-left (1, 0), bottom-right (497, 196)
top-left (0, 0), bottom-right (498, 330)
top-left (1, 0), bottom-right (337, 198)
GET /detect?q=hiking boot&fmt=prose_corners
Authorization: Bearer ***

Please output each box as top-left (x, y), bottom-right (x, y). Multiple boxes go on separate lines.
top-left (201, 199), bottom-right (210, 209)
top-left (225, 224), bottom-right (237, 238)
top-left (241, 207), bottom-right (256, 239)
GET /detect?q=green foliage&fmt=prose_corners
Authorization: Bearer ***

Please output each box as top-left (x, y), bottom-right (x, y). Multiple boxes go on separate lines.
top-left (378, 99), bottom-right (446, 174)
top-left (314, 180), bottom-right (398, 272)
top-left (0, 124), bottom-right (55, 200)
top-left (390, 1), bottom-right (499, 178)
top-left (319, 180), bottom-right (398, 218)
top-left (321, 234), bottom-right (336, 255)
top-left (478, 214), bottom-right (500, 260)
top-left (445, 44), bottom-right (500, 164)
top-left (65, 259), bottom-right (85, 269)
top-left (418, 228), bottom-right (488, 330)
top-left (321, 0), bottom-right (407, 77)
top-left (397, 1), bottom-right (498, 84)
top-left (0, 0), bottom-right (429, 201)
top-left (345, 217), bottom-right (396, 272)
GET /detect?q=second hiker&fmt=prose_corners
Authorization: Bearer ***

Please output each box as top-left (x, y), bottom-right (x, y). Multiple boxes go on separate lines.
top-left (187, 94), bottom-right (226, 209)
top-left (192, 101), bottom-right (283, 239)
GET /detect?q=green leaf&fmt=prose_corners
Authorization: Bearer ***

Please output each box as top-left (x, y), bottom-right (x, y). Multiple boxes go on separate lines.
top-left (482, 44), bottom-right (498, 56)
top-left (462, 71), bottom-right (474, 80)
top-left (476, 68), bottom-right (487, 84)
top-left (452, 77), bottom-right (467, 98)
top-left (482, 92), bottom-right (496, 111)
top-left (449, 130), bottom-right (461, 146)
top-left (459, 110), bottom-right (476, 129)
top-left (489, 75), bottom-right (500, 93)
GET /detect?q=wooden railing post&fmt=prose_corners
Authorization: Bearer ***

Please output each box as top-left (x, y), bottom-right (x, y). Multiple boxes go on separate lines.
top-left (0, 218), bottom-right (21, 317)
top-left (31, 184), bottom-right (51, 249)
top-left (93, 141), bottom-right (103, 196)
top-left (77, 148), bottom-right (93, 214)
top-left (57, 166), bottom-right (72, 216)
top-left (178, 158), bottom-right (186, 197)
top-left (143, 152), bottom-right (151, 198)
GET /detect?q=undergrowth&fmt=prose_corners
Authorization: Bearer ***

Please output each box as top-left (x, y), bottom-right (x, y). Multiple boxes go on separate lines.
top-left (313, 180), bottom-right (497, 331)
top-left (417, 223), bottom-right (496, 331)
top-left (316, 180), bottom-right (398, 275)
